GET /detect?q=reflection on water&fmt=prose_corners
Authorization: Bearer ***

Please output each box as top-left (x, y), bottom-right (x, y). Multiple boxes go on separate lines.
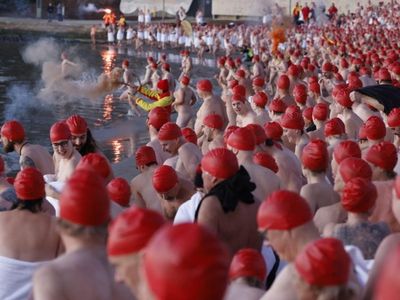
top-left (103, 94), bottom-right (114, 121)
top-left (101, 46), bottom-right (117, 75)
top-left (111, 139), bottom-right (123, 163)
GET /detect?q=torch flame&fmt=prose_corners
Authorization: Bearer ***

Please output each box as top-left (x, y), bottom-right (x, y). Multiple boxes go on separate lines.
top-left (104, 8), bottom-right (111, 14)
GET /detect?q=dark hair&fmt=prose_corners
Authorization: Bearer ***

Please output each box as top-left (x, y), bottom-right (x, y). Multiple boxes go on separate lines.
top-left (79, 129), bottom-right (99, 156)
top-left (194, 170), bottom-right (203, 188)
top-left (12, 198), bottom-right (43, 213)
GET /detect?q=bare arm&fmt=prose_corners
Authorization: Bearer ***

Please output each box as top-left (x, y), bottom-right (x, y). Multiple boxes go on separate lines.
top-left (33, 266), bottom-right (67, 300)
top-left (197, 196), bottom-right (221, 235)
top-left (20, 155), bottom-right (36, 170)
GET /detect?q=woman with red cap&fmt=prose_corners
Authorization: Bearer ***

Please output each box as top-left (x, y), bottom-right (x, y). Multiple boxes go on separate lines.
top-left (231, 93), bottom-right (258, 127)
top-left (133, 79), bottom-right (173, 112)
top-left (172, 75), bottom-right (197, 128)
top-left (0, 168), bottom-right (61, 300)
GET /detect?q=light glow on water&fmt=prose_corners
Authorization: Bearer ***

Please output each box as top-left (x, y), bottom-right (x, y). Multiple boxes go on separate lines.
top-left (111, 139), bottom-right (123, 163)
top-left (101, 47), bottom-right (117, 75)
top-left (103, 94), bottom-right (113, 121)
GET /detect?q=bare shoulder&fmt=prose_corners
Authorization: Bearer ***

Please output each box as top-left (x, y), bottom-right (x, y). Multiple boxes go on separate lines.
top-left (375, 234), bottom-right (400, 260)
top-left (33, 263), bottom-right (66, 300)
top-left (200, 195), bottom-right (223, 212)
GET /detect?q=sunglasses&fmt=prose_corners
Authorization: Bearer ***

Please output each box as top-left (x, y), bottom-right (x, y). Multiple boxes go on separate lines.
top-left (52, 140), bottom-right (69, 147)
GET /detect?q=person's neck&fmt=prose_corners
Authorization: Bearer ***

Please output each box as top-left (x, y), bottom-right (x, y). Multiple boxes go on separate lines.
top-left (14, 141), bottom-right (26, 155)
top-left (62, 234), bottom-right (106, 254)
top-left (314, 120), bottom-right (324, 130)
top-left (278, 90), bottom-right (288, 97)
top-left (368, 139), bottom-right (382, 147)
top-left (342, 108), bottom-right (352, 118)
top-left (307, 172), bottom-right (327, 184)
top-left (347, 212), bottom-right (369, 225)
top-left (289, 224), bottom-right (320, 261)
top-left (236, 150), bottom-right (254, 165)
top-left (203, 93), bottom-right (213, 101)
top-left (296, 133), bottom-right (308, 144)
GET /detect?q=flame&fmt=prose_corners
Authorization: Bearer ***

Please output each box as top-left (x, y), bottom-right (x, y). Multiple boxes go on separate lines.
top-left (104, 8), bottom-right (111, 14)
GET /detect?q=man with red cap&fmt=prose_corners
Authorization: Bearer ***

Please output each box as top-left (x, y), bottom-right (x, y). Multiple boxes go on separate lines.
top-left (324, 178), bottom-right (389, 259)
top-left (179, 49), bottom-right (192, 80)
top-left (274, 74), bottom-right (295, 106)
top-left (225, 248), bottom-right (266, 300)
top-left (130, 146), bottom-right (162, 213)
top-left (33, 169), bottom-right (132, 300)
top-left (149, 62), bottom-right (161, 91)
top-left (160, 62), bottom-right (175, 92)
top-left (1, 120), bottom-right (54, 175)
top-left (107, 206), bottom-right (165, 298)
top-left (308, 103), bottom-right (329, 140)
top-left (231, 93), bottom-right (259, 127)
top-left (133, 79), bottom-right (173, 112)
top-left (363, 116), bottom-right (387, 152)
top-left (218, 79), bottom-right (238, 126)
top-left (319, 61), bottom-right (335, 100)
top-left (234, 69), bottom-right (252, 98)
top-left (145, 107), bottom-right (171, 165)
top-left (119, 59), bottom-right (140, 116)
top-left (227, 127), bottom-right (280, 201)
top-left (142, 223), bottom-right (230, 300)
top-left (199, 114), bottom-right (225, 154)
top-left (324, 117), bottom-right (347, 155)
top-left (251, 56), bottom-right (265, 80)
top-left (159, 122), bottom-right (202, 182)
top-left (152, 165), bottom-right (194, 220)
top-left (194, 79), bottom-right (227, 137)
top-left (107, 177), bottom-right (131, 208)
top-left (66, 114), bottom-right (102, 157)
top-left (251, 91), bottom-right (271, 126)
top-left (300, 140), bottom-right (339, 213)
top-left (0, 168), bottom-right (61, 299)
top-left (294, 238), bottom-right (358, 299)
top-left (196, 148), bottom-right (262, 256)
top-left (172, 75), bottom-right (197, 128)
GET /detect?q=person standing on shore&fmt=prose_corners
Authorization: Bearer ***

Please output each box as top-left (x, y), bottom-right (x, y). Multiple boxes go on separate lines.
top-left (47, 2), bottom-right (54, 22)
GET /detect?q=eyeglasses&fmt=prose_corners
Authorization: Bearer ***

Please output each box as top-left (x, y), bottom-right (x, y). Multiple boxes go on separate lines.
top-left (52, 140), bottom-right (69, 148)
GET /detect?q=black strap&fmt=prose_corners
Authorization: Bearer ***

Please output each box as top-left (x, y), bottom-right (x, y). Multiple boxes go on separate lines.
top-left (266, 250), bottom-right (280, 290)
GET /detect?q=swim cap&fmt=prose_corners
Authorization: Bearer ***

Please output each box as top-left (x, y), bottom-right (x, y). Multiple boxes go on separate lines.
top-left (302, 107), bottom-right (313, 121)
top-left (365, 116), bottom-right (386, 140)
top-left (264, 122), bottom-right (283, 141)
top-left (281, 110), bottom-right (305, 130)
top-left (181, 128), bottom-right (197, 144)
top-left (202, 148), bottom-right (239, 179)
top-left (324, 118), bottom-right (346, 137)
top-left (312, 103), bottom-right (329, 121)
top-left (333, 141), bottom-right (361, 164)
top-left (14, 167), bottom-right (45, 200)
top-left (66, 115), bottom-right (88, 136)
top-left (135, 146), bottom-right (157, 167)
top-left (162, 63), bottom-right (170, 71)
top-left (232, 85), bottom-right (246, 98)
top-left (322, 62), bottom-right (333, 73)
top-left (293, 84), bottom-right (307, 105)
top-left (359, 123), bottom-right (367, 140)
top-left (342, 177), bottom-right (377, 213)
top-left (204, 114), bottom-right (223, 130)
top-left (60, 169), bottom-right (110, 226)
top-left (288, 65), bottom-right (300, 77)
top-left (157, 79), bottom-right (169, 92)
top-left (379, 68), bottom-right (391, 81)
top-left (301, 140), bottom-right (329, 172)
top-left (252, 77), bottom-right (265, 87)
top-left (223, 126), bottom-right (239, 145)
top-left (76, 153), bottom-right (111, 180)
top-left (246, 124), bottom-right (266, 145)
top-left (107, 206), bottom-right (165, 256)
top-left (218, 57), bottom-right (226, 66)
top-left (181, 75), bottom-right (190, 86)
top-left (365, 141), bottom-right (398, 171)
top-left (148, 107), bottom-right (170, 130)
top-left (228, 79), bottom-right (239, 89)
top-left (152, 165), bottom-right (178, 193)
top-left (196, 79), bottom-right (212, 93)
top-left (232, 93), bottom-right (246, 103)
top-left (144, 223), bottom-right (229, 300)
top-left (309, 82), bottom-right (320, 94)
top-left (339, 157), bottom-right (372, 183)
top-left (335, 89), bottom-right (353, 108)
top-left (1, 120), bottom-right (25, 143)
top-left (269, 99), bottom-right (287, 113)
top-left (253, 152), bottom-right (279, 173)
top-left (122, 59), bottom-right (129, 67)
top-left (229, 248), bottom-right (266, 282)
top-left (295, 238), bottom-right (350, 286)
top-left (235, 69), bottom-right (246, 79)
top-left (158, 122), bottom-right (182, 141)
top-left (227, 127), bottom-right (256, 151)
top-left (374, 245), bottom-right (400, 300)
top-left (257, 190), bottom-right (312, 231)
top-left (277, 75), bottom-right (290, 90)
top-left (107, 177), bottom-right (131, 207)
top-left (50, 121), bottom-right (71, 143)
top-left (388, 108), bottom-right (400, 127)
top-left (253, 92), bottom-right (268, 108)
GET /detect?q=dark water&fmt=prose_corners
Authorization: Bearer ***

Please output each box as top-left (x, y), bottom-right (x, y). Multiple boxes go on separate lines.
top-left (0, 40), bottom-right (217, 174)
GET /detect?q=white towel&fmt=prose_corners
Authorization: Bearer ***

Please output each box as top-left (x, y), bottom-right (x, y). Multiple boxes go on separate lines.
top-left (0, 256), bottom-right (47, 300)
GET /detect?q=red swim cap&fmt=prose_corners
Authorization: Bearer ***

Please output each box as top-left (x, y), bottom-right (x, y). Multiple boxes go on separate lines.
top-left (152, 165), bottom-right (178, 193)
top-left (50, 121), bottom-right (71, 143)
top-left (181, 75), bottom-right (190, 86)
top-left (322, 62), bottom-right (333, 73)
top-left (148, 107), bottom-right (170, 131)
top-left (14, 168), bottom-right (45, 200)
top-left (333, 140), bottom-right (361, 164)
top-left (288, 65), bottom-right (300, 77)
top-left (264, 122), bottom-right (283, 141)
top-left (365, 141), bottom-right (398, 171)
top-left (295, 238), bottom-right (351, 286)
top-left (335, 89), bottom-right (353, 108)
top-left (252, 77), bottom-right (265, 87)
top-left (223, 125), bottom-right (239, 145)
top-left (135, 146), bottom-right (157, 167)
top-left (281, 110), bottom-right (305, 130)
top-left (277, 75), bottom-right (290, 90)
top-left (364, 116), bottom-right (386, 140)
top-left (312, 103), bottom-right (329, 121)
top-left (1, 120), bottom-right (25, 142)
top-left (66, 115), bottom-right (88, 136)
top-left (202, 148), bottom-right (239, 179)
top-left (162, 63), bottom-right (170, 71)
top-left (196, 79), bottom-right (212, 92)
top-left (144, 223), bottom-right (229, 300)
top-left (157, 79), bottom-right (169, 92)
top-left (107, 177), bottom-right (131, 207)
top-left (181, 127), bottom-right (197, 144)
top-left (246, 124), bottom-right (266, 145)
top-left (235, 69), bottom-right (246, 79)
top-left (269, 98), bottom-right (287, 113)
top-left (342, 177), bottom-right (377, 213)
top-left (388, 108), bottom-right (400, 128)
top-left (339, 157), bottom-right (372, 183)
top-left (227, 127), bottom-right (256, 151)
top-left (107, 206), bottom-right (165, 256)
top-left (76, 153), bottom-right (111, 180)
top-left (228, 79), bottom-right (239, 89)
top-left (158, 122), bottom-right (182, 141)
top-left (232, 85), bottom-right (246, 99)
top-left (301, 140), bottom-right (329, 172)
top-left (324, 118), bottom-right (345, 137)
top-left (302, 106), bottom-right (314, 121)
top-left (253, 152), bottom-right (279, 173)
top-left (309, 82), bottom-right (320, 94)
top-left (257, 190), bottom-right (312, 231)
top-left (253, 92), bottom-right (268, 108)
top-left (60, 169), bottom-right (110, 226)
top-left (204, 114), bottom-right (224, 130)
top-left (122, 59), bottom-right (129, 67)
top-left (229, 248), bottom-right (266, 282)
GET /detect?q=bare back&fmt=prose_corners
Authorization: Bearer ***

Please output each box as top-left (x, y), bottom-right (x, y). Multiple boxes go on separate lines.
top-left (130, 169), bottom-right (162, 213)
top-left (21, 144), bottom-right (55, 175)
top-left (300, 182), bottom-right (339, 214)
top-left (54, 150), bottom-right (81, 182)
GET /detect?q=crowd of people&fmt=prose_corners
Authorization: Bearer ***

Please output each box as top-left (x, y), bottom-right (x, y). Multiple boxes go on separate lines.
top-left (2, 0), bottom-right (400, 299)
